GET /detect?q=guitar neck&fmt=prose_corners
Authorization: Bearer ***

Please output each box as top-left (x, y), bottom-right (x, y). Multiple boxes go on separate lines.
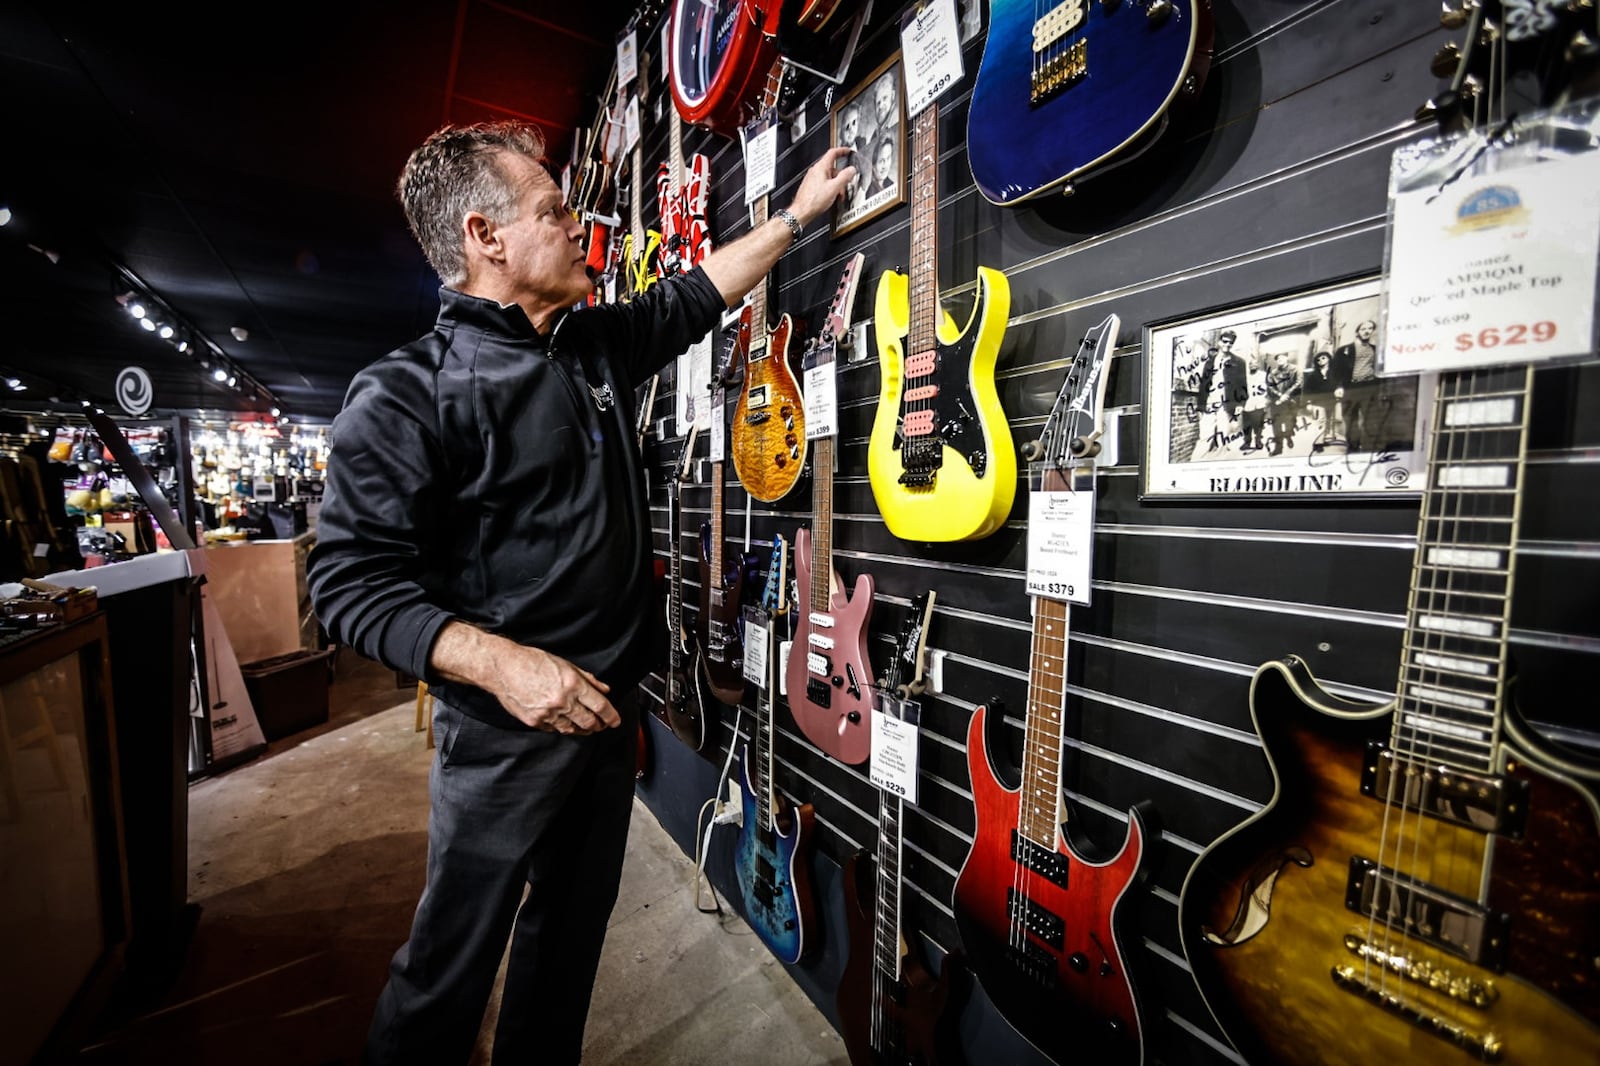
top-left (748, 192), bottom-right (770, 354)
top-left (670, 105), bottom-right (687, 196)
top-left (1019, 595), bottom-right (1071, 851)
top-left (631, 140), bottom-right (645, 244)
top-left (874, 790), bottom-right (905, 985)
top-left (710, 459), bottom-right (724, 577)
top-left (1395, 364), bottom-right (1532, 774)
top-left (907, 102), bottom-right (940, 354)
top-left (669, 481), bottom-right (684, 668)
top-left (757, 617), bottom-right (777, 833)
top-left (809, 435), bottom-right (835, 615)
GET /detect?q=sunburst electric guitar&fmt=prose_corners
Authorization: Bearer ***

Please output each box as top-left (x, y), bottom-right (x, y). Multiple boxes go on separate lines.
top-left (871, 97), bottom-right (1015, 542)
top-left (1178, 363), bottom-right (1600, 1064)
top-left (663, 427), bottom-right (712, 750)
top-left (729, 61), bottom-right (808, 504)
top-left (954, 315), bottom-right (1160, 1065)
top-left (966, 0), bottom-right (1213, 205)
top-left (735, 534), bottom-right (818, 964)
top-left (785, 252), bottom-right (874, 765)
top-left (838, 589), bottom-right (966, 1066)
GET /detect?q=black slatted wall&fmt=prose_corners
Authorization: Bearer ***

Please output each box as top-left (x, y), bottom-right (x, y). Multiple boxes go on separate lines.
top-left (629, 3), bottom-right (1600, 1064)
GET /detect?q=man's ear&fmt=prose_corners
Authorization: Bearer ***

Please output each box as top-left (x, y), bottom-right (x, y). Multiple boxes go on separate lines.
top-left (463, 211), bottom-right (501, 262)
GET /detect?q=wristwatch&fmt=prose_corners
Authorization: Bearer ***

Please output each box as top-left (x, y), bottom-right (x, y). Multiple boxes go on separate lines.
top-left (773, 208), bottom-right (803, 241)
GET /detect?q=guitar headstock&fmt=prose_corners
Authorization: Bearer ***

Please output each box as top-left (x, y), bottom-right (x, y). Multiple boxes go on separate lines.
top-left (1021, 313), bottom-right (1120, 491)
top-left (1422, 1), bottom-right (1600, 133)
top-left (761, 534), bottom-right (789, 616)
top-left (819, 252), bottom-right (866, 349)
top-left (883, 590), bottom-right (937, 699)
top-left (674, 424), bottom-right (700, 484)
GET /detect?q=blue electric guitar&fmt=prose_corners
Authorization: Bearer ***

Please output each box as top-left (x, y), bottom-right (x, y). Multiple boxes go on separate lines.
top-left (734, 534), bottom-right (818, 964)
top-left (966, 0), bottom-right (1214, 205)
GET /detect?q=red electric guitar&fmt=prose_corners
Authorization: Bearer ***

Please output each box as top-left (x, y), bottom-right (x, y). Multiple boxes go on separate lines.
top-left (656, 94), bottom-right (712, 282)
top-left (783, 252), bottom-right (873, 766)
top-left (952, 314), bottom-right (1160, 1065)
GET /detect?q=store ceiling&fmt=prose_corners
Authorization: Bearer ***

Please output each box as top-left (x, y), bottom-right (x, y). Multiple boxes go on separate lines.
top-left (0, 1), bottom-right (633, 423)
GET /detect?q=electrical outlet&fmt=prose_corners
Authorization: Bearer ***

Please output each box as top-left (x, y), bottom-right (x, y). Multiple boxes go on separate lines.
top-left (849, 322), bottom-right (870, 363)
top-left (778, 640), bottom-right (792, 696)
top-left (726, 778), bottom-right (742, 812)
top-left (928, 649), bottom-right (947, 693)
top-left (1099, 411), bottom-right (1120, 466)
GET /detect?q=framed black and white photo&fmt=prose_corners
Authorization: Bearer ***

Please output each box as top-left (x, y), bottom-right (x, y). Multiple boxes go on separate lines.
top-left (830, 54), bottom-right (905, 237)
top-left (1142, 276), bottom-right (1437, 499)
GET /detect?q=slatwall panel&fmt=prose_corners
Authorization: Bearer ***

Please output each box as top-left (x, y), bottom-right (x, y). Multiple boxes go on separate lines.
top-left (626, 3), bottom-right (1600, 1064)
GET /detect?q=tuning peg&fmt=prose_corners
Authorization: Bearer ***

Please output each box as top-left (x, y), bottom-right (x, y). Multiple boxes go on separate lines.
top-left (1439, 2), bottom-right (1472, 30)
top-left (1146, 0), bottom-right (1173, 23)
top-left (1021, 440), bottom-right (1044, 462)
top-left (1431, 41), bottom-right (1462, 77)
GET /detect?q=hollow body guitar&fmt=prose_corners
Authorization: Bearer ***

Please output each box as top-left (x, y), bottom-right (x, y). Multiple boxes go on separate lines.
top-left (785, 254), bottom-right (873, 765)
top-left (735, 535), bottom-right (818, 964)
top-left (838, 591), bottom-right (965, 1066)
top-left (953, 316), bottom-right (1158, 1065)
top-left (1178, 366), bottom-right (1600, 1065)
top-left (966, 0), bottom-right (1213, 205)
top-left (871, 101), bottom-right (1015, 542)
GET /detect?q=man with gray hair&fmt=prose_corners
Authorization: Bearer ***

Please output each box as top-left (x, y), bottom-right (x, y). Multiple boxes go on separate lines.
top-left (310, 120), bottom-right (854, 1065)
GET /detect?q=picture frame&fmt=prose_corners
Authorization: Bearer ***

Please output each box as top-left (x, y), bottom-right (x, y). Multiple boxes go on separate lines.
top-left (1141, 276), bottom-right (1437, 499)
top-left (830, 53), bottom-right (906, 237)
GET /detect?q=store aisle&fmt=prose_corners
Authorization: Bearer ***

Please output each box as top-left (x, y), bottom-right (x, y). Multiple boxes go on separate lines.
top-left (73, 657), bottom-right (847, 1065)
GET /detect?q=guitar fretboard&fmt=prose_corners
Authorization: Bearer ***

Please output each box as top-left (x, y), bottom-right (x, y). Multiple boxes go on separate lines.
top-left (873, 790), bottom-right (905, 991)
top-left (668, 479), bottom-right (684, 675)
top-left (1020, 595), bottom-right (1071, 850)
top-left (809, 435), bottom-right (834, 614)
top-left (710, 457), bottom-right (724, 580)
top-left (756, 616), bottom-right (777, 834)
top-left (1394, 365), bottom-right (1532, 774)
top-left (907, 102), bottom-right (940, 355)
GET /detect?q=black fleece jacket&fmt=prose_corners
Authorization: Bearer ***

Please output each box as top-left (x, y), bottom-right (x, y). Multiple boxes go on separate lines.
top-left (308, 267), bottom-right (724, 728)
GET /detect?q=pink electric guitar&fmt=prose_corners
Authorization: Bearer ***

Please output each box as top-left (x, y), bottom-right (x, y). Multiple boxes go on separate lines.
top-left (783, 253), bottom-right (874, 765)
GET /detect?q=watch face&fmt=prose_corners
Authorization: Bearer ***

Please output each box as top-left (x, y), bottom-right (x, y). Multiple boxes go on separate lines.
top-left (672, 0), bottom-right (742, 107)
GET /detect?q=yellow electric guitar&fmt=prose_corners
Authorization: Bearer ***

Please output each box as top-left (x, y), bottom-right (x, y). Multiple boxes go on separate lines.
top-left (870, 95), bottom-right (1015, 542)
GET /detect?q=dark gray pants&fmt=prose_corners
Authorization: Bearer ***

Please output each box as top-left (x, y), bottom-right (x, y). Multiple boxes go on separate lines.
top-left (364, 693), bottom-right (638, 1065)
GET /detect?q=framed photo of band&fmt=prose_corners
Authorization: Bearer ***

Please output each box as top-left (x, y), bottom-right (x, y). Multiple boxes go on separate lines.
top-left (830, 53), bottom-right (906, 237)
top-left (1141, 276), bottom-right (1438, 500)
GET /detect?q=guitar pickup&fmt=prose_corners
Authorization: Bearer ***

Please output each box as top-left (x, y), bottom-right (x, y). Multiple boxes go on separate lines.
top-left (1360, 744), bottom-right (1528, 839)
top-left (806, 652), bottom-right (831, 677)
top-left (807, 632), bottom-right (834, 651)
top-left (1345, 857), bottom-right (1510, 971)
top-left (1006, 888), bottom-right (1065, 950)
top-left (810, 612), bottom-right (834, 629)
top-left (1011, 829), bottom-right (1070, 890)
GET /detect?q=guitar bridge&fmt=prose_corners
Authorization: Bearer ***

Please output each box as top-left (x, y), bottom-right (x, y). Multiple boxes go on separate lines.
top-left (806, 677), bottom-right (831, 709)
top-left (1005, 939), bottom-right (1059, 990)
top-left (1032, 39), bottom-right (1087, 105)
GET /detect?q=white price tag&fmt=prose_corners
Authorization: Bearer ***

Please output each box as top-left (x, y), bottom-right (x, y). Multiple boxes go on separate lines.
top-left (623, 96), bottom-right (641, 154)
top-left (743, 610), bottom-right (769, 687)
top-left (1383, 149), bottom-right (1600, 373)
top-left (900, 0), bottom-right (964, 118)
top-left (676, 334), bottom-right (714, 432)
top-left (709, 387), bottom-right (727, 462)
top-left (617, 31), bottom-right (638, 88)
top-left (803, 341), bottom-right (838, 440)
top-left (742, 119), bottom-right (778, 205)
top-left (869, 692), bottom-right (920, 805)
top-left (33, 542), bottom-right (50, 558)
top-left (1025, 488), bottom-right (1094, 603)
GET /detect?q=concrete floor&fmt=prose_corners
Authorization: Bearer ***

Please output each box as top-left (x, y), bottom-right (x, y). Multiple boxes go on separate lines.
top-left (75, 653), bottom-right (847, 1065)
